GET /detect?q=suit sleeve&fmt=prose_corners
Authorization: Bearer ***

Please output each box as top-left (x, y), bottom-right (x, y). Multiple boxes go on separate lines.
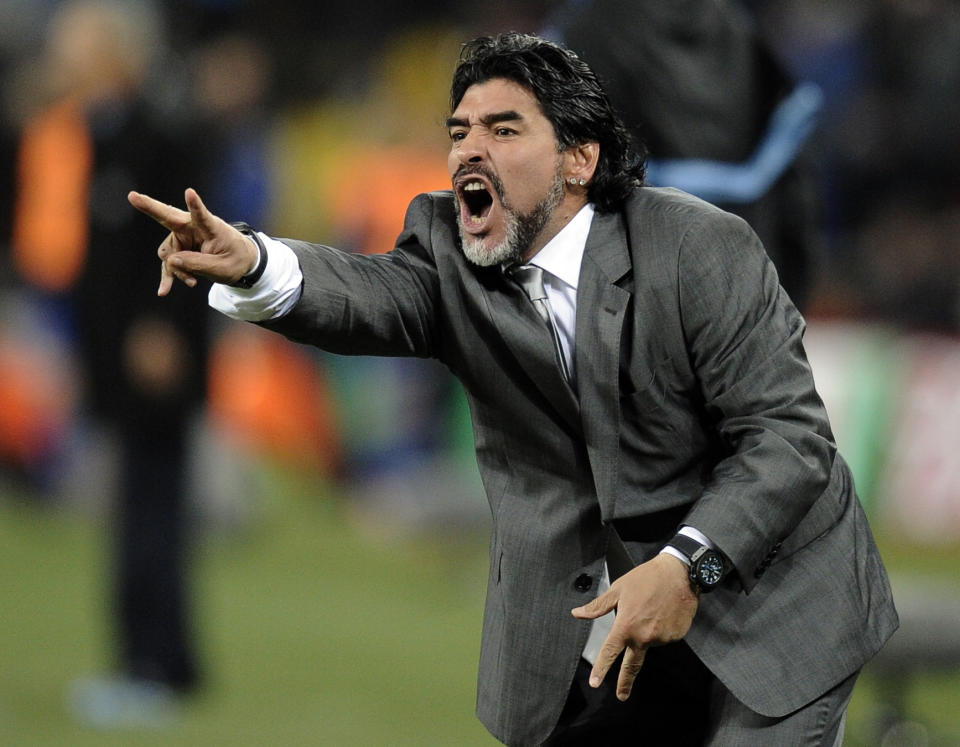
top-left (260, 193), bottom-right (442, 358)
top-left (677, 209), bottom-right (836, 591)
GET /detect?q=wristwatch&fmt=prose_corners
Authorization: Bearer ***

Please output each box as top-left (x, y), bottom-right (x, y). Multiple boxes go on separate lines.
top-left (665, 533), bottom-right (727, 593)
top-left (228, 222), bottom-right (268, 289)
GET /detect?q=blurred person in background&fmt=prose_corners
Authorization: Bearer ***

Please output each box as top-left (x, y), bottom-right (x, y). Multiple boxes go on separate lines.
top-left (128, 32), bottom-right (897, 745)
top-left (8, 0), bottom-right (210, 726)
top-left (191, 30), bottom-right (274, 229)
top-left (749, 0), bottom-right (960, 328)
top-left (547, 0), bottom-right (824, 313)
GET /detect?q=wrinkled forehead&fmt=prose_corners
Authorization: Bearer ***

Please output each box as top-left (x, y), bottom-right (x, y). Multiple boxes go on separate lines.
top-left (451, 77), bottom-right (549, 122)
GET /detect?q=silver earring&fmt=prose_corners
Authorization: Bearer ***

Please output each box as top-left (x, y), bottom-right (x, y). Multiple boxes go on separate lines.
top-left (568, 177), bottom-right (578, 185)
top-left (578, 178), bottom-right (587, 186)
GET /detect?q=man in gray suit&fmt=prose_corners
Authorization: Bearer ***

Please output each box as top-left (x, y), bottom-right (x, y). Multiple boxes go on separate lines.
top-left (130, 32), bottom-right (897, 746)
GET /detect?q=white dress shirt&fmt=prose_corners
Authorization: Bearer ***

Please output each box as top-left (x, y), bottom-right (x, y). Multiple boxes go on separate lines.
top-left (524, 203), bottom-right (592, 387)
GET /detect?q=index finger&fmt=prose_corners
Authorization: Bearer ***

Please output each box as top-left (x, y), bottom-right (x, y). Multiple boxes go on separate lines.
top-left (572, 589), bottom-right (617, 621)
top-left (128, 191), bottom-right (190, 230)
top-left (183, 187), bottom-right (219, 236)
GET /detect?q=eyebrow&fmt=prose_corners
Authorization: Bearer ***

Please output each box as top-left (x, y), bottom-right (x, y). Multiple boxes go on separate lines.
top-left (446, 110), bottom-right (525, 129)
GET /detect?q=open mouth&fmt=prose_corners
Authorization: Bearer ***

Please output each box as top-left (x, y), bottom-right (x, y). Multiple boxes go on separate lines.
top-left (458, 178), bottom-right (495, 230)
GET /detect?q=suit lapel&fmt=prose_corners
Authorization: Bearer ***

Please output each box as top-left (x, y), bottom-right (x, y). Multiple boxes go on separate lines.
top-left (576, 210), bottom-right (632, 520)
top-left (479, 273), bottom-right (581, 432)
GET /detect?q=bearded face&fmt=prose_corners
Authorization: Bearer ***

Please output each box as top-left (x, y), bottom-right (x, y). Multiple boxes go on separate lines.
top-left (447, 78), bottom-right (580, 267)
top-left (453, 160), bottom-right (565, 267)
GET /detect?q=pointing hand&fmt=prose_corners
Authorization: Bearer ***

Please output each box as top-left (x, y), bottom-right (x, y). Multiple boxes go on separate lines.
top-left (128, 188), bottom-right (259, 296)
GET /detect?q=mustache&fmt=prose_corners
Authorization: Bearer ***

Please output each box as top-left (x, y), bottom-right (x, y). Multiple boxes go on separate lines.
top-left (452, 164), bottom-right (506, 202)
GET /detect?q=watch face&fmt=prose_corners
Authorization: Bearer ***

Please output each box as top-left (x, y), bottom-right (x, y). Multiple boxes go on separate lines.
top-left (696, 552), bottom-right (725, 588)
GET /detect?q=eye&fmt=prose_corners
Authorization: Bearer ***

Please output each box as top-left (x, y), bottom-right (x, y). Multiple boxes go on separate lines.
top-left (494, 127), bottom-right (517, 137)
top-left (449, 130), bottom-right (467, 142)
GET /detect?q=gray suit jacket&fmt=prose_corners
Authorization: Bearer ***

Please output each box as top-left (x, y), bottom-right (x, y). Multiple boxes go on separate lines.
top-left (263, 187), bottom-right (898, 746)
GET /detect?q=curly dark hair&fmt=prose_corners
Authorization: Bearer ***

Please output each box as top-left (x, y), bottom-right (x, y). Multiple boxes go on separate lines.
top-left (450, 32), bottom-right (646, 213)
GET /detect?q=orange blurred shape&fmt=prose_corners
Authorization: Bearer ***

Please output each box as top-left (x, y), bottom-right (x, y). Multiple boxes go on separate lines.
top-left (331, 144), bottom-right (449, 255)
top-left (208, 326), bottom-right (340, 475)
top-left (0, 338), bottom-right (75, 465)
top-left (13, 98), bottom-right (93, 292)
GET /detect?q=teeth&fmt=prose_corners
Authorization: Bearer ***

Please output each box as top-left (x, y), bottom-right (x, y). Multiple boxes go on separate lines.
top-left (464, 182), bottom-right (486, 192)
top-left (470, 215), bottom-right (484, 224)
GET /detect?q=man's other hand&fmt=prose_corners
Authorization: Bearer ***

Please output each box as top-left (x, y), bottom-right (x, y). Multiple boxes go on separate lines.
top-left (571, 553), bottom-right (699, 701)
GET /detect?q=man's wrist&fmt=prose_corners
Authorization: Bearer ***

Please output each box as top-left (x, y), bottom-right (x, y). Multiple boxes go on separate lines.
top-left (660, 545), bottom-right (690, 566)
top-left (663, 531), bottom-right (728, 593)
top-left (228, 222), bottom-right (268, 288)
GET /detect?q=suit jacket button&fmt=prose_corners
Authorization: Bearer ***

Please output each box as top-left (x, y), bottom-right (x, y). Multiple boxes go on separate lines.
top-left (574, 574), bottom-right (593, 593)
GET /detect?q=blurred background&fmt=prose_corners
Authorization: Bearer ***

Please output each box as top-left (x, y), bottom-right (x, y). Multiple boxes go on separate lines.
top-left (0, 0), bottom-right (958, 745)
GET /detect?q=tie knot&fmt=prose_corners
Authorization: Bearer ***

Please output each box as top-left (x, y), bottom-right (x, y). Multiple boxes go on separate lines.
top-left (509, 264), bottom-right (547, 301)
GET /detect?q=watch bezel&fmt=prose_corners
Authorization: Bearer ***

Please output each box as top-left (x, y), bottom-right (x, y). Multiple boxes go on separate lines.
top-left (690, 547), bottom-right (725, 591)
top-left (666, 534), bottom-right (727, 593)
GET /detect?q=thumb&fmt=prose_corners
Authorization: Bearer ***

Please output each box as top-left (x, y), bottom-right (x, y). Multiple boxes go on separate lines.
top-left (572, 587), bottom-right (618, 620)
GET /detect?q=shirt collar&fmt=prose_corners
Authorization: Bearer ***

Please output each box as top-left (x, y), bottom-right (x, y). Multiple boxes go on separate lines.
top-left (527, 203), bottom-right (595, 290)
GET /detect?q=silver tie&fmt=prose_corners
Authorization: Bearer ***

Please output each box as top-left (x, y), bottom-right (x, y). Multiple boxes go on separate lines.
top-left (509, 264), bottom-right (572, 383)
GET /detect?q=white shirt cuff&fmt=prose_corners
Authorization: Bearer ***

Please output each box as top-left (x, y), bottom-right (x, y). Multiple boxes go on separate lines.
top-left (659, 525), bottom-right (716, 566)
top-left (208, 233), bottom-right (303, 321)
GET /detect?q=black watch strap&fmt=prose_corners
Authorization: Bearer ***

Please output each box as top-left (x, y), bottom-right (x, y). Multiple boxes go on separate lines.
top-left (228, 221), bottom-right (268, 289)
top-left (665, 532), bottom-right (706, 564)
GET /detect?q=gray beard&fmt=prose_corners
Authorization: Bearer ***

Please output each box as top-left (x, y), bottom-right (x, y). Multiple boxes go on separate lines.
top-left (457, 163), bottom-right (566, 268)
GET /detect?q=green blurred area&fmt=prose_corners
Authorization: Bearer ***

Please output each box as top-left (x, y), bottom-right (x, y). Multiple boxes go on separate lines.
top-left (2, 465), bottom-right (960, 746)
top-left (0, 467), bottom-right (495, 746)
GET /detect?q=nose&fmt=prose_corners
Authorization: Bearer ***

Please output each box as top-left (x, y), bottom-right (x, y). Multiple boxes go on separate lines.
top-left (456, 128), bottom-right (485, 164)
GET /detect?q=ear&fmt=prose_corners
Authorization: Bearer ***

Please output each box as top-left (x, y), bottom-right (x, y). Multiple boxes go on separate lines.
top-left (564, 141), bottom-right (600, 183)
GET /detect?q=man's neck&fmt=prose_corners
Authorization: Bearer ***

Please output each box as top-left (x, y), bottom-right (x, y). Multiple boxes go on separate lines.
top-left (525, 203), bottom-right (595, 288)
top-left (521, 196), bottom-right (590, 263)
